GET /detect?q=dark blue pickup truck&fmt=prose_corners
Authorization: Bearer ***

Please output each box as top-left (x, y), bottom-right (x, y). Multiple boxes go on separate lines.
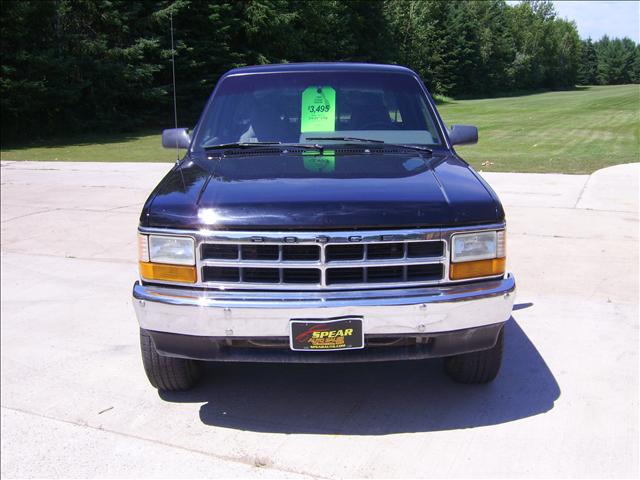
top-left (133, 63), bottom-right (515, 391)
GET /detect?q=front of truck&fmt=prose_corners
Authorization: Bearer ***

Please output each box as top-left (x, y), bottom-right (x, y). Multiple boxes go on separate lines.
top-left (133, 63), bottom-right (515, 391)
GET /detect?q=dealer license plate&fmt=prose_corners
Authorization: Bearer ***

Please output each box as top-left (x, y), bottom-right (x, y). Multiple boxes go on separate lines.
top-left (289, 317), bottom-right (364, 351)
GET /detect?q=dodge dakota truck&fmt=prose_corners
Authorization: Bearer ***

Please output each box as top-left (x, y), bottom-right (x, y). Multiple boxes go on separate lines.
top-left (133, 63), bottom-right (515, 391)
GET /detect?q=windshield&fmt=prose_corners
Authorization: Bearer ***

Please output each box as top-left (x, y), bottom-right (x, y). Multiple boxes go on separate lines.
top-left (192, 71), bottom-right (443, 150)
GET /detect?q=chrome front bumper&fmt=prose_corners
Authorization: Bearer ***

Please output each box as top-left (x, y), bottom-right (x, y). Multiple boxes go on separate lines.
top-left (132, 274), bottom-right (515, 337)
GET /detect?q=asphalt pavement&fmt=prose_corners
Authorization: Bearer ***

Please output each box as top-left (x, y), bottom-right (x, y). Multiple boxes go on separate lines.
top-left (1, 160), bottom-right (638, 478)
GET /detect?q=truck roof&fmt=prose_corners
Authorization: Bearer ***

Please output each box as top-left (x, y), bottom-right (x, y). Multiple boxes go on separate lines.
top-left (222, 62), bottom-right (417, 77)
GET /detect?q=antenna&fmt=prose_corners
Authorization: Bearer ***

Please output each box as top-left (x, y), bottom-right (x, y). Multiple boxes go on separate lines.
top-left (170, 10), bottom-right (180, 164)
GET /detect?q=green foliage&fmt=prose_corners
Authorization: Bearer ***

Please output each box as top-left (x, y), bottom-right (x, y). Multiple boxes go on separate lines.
top-left (1, 0), bottom-right (169, 141)
top-left (595, 36), bottom-right (639, 85)
top-left (1, 0), bottom-right (638, 144)
top-left (577, 38), bottom-right (598, 85)
top-left (576, 35), bottom-right (639, 86)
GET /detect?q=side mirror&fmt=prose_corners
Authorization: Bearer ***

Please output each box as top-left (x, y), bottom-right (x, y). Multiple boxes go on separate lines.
top-left (448, 124), bottom-right (478, 146)
top-left (162, 128), bottom-right (191, 149)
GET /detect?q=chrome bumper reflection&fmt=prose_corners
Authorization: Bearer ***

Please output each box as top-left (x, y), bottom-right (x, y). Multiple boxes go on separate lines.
top-left (132, 274), bottom-right (516, 337)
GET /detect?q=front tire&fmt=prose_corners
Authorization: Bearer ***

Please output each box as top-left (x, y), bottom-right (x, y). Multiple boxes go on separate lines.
top-left (443, 328), bottom-right (504, 384)
top-left (139, 328), bottom-right (200, 391)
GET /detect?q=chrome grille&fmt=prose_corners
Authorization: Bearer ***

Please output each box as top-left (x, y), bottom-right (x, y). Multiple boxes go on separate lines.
top-left (195, 231), bottom-right (448, 290)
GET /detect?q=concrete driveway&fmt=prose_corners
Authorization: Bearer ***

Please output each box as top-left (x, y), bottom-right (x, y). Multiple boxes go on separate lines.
top-left (1, 161), bottom-right (638, 478)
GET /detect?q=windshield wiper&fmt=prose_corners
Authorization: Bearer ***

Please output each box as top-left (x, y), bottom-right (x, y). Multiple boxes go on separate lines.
top-left (203, 141), bottom-right (282, 150)
top-left (305, 136), bottom-right (433, 155)
top-left (203, 141), bottom-right (328, 154)
top-left (306, 136), bottom-right (383, 144)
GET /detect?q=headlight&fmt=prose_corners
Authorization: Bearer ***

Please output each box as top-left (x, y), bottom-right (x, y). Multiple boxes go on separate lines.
top-left (452, 231), bottom-right (499, 262)
top-left (148, 235), bottom-right (195, 265)
top-left (450, 230), bottom-right (506, 280)
top-left (138, 234), bottom-right (196, 283)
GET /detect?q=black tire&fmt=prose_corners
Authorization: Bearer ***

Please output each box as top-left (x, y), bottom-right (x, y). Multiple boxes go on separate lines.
top-left (139, 328), bottom-right (200, 391)
top-left (443, 328), bottom-right (504, 384)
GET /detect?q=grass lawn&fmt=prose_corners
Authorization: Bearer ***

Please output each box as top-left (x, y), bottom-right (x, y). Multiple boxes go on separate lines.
top-left (440, 84), bottom-right (639, 173)
top-left (1, 84), bottom-right (638, 173)
top-left (0, 130), bottom-right (178, 163)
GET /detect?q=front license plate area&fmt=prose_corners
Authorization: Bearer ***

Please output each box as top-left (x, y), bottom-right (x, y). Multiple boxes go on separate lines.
top-left (289, 317), bottom-right (364, 351)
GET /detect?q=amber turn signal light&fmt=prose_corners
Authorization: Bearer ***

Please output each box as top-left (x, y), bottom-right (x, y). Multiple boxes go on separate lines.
top-left (139, 262), bottom-right (197, 283)
top-left (450, 258), bottom-right (506, 280)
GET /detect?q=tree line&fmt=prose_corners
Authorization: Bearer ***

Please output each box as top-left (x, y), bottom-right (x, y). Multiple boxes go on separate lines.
top-left (577, 36), bottom-right (640, 86)
top-left (1, 0), bottom-right (638, 143)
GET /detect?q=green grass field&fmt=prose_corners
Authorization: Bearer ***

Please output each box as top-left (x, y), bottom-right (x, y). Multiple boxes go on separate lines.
top-left (1, 84), bottom-right (638, 173)
top-left (441, 84), bottom-right (639, 173)
top-left (0, 130), bottom-right (178, 163)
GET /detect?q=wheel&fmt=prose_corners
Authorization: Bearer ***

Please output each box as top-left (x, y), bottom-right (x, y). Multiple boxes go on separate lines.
top-left (443, 327), bottom-right (504, 384)
top-left (139, 328), bottom-right (200, 391)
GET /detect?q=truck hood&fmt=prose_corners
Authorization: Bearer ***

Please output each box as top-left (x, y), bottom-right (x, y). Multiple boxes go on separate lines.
top-left (142, 151), bottom-right (504, 230)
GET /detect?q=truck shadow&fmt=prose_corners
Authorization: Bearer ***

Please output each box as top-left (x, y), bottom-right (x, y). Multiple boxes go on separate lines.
top-left (160, 316), bottom-right (560, 434)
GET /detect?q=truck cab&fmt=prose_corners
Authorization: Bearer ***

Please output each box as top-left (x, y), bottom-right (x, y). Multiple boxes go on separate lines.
top-left (133, 63), bottom-right (515, 391)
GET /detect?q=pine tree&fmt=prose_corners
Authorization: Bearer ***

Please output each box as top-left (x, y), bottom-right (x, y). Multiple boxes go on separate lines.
top-left (578, 39), bottom-right (598, 85)
top-left (596, 36), bottom-right (636, 85)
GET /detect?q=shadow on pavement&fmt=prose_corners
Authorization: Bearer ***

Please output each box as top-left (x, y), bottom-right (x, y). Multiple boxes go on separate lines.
top-left (160, 317), bottom-right (560, 435)
top-left (513, 302), bottom-right (534, 311)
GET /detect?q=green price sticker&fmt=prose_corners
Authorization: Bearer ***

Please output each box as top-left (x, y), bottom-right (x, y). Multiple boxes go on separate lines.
top-left (301, 86), bottom-right (336, 132)
top-left (303, 150), bottom-right (335, 173)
